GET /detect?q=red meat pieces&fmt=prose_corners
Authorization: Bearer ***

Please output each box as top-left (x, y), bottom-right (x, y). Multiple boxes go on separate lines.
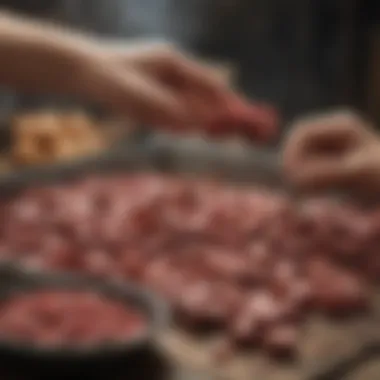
top-left (206, 96), bottom-right (279, 142)
top-left (0, 291), bottom-right (146, 346)
top-left (0, 173), bottom-right (377, 360)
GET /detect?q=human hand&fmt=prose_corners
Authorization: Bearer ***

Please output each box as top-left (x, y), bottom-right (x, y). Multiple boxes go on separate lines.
top-left (0, 11), bottom-right (277, 140)
top-left (282, 111), bottom-right (380, 193)
top-left (80, 42), bottom-right (229, 128)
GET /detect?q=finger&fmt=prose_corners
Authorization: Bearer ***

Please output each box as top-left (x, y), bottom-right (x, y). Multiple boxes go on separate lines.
top-left (114, 44), bottom-right (232, 125)
top-left (90, 66), bottom-right (190, 127)
top-left (287, 111), bottom-right (365, 151)
top-left (284, 157), bottom-right (355, 191)
top-left (125, 45), bottom-right (227, 98)
top-left (167, 53), bottom-right (227, 94)
top-left (156, 52), bottom-right (230, 123)
top-left (283, 111), bottom-right (369, 172)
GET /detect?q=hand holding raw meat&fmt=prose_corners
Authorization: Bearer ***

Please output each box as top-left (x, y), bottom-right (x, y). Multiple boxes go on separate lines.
top-left (206, 94), bottom-right (278, 142)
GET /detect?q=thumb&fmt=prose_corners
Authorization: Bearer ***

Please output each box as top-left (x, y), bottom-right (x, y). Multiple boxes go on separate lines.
top-left (284, 156), bottom-right (359, 191)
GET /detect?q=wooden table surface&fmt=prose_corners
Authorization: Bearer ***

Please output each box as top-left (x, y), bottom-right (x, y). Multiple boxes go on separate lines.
top-left (162, 309), bottom-right (380, 380)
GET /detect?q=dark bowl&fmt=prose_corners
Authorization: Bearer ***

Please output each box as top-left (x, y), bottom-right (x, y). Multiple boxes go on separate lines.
top-left (0, 263), bottom-right (171, 379)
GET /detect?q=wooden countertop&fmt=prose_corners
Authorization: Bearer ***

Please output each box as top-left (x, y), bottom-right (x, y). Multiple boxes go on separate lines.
top-left (162, 310), bottom-right (380, 380)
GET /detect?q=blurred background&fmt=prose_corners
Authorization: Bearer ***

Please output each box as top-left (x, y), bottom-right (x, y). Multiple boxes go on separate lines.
top-left (0, 0), bottom-right (379, 132)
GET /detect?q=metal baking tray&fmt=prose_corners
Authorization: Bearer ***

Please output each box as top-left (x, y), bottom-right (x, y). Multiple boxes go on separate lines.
top-left (0, 137), bottom-right (376, 380)
top-left (0, 136), bottom-right (282, 195)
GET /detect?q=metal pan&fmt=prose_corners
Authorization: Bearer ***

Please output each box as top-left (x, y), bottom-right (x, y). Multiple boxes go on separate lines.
top-left (0, 262), bottom-right (171, 379)
top-left (0, 136), bottom-right (283, 198)
top-left (0, 135), bottom-right (376, 380)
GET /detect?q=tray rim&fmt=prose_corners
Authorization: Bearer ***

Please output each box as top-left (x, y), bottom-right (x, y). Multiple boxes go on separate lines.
top-left (0, 137), bottom-right (284, 193)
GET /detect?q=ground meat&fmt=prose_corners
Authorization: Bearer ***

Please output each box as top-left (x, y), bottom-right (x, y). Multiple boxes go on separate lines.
top-left (0, 290), bottom-right (146, 346)
top-left (0, 173), bottom-right (376, 359)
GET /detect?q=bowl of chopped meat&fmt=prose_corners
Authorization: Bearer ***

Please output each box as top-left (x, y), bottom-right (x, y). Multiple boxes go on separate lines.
top-left (0, 262), bottom-right (171, 378)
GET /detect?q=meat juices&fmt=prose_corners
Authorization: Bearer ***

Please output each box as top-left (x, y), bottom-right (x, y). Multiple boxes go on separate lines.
top-left (0, 291), bottom-right (146, 346)
top-left (0, 174), bottom-right (376, 358)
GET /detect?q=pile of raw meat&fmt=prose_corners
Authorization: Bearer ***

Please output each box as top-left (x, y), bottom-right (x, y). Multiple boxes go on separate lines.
top-left (0, 173), bottom-right (377, 357)
top-left (0, 290), bottom-right (146, 346)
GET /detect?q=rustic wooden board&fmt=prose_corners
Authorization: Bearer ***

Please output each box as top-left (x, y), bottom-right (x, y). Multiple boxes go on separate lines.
top-left (160, 313), bottom-right (378, 380)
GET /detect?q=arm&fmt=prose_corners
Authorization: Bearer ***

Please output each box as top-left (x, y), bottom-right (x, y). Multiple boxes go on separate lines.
top-left (0, 12), bottom-right (182, 124)
top-left (0, 11), bottom-right (97, 96)
top-left (0, 12), bottom-right (231, 127)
